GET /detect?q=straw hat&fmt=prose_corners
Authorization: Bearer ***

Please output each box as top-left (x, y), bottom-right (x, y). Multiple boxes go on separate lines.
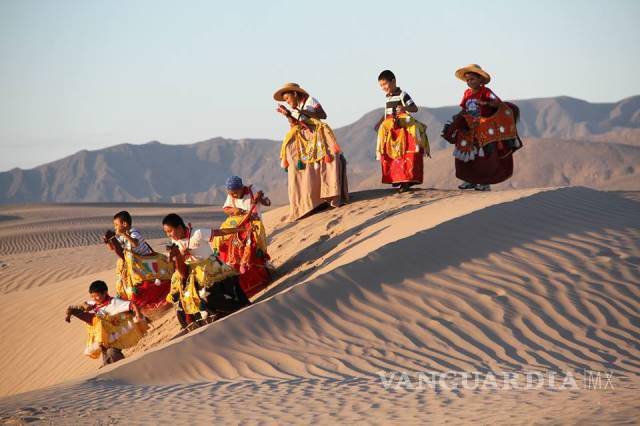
top-left (455, 64), bottom-right (491, 84)
top-left (273, 82), bottom-right (309, 101)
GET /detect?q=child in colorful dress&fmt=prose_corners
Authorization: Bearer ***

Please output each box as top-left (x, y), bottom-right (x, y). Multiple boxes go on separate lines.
top-left (65, 280), bottom-right (147, 367)
top-left (450, 64), bottom-right (522, 191)
top-left (162, 213), bottom-right (250, 330)
top-left (112, 210), bottom-right (154, 256)
top-left (375, 70), bottom-right (430, 192)
top-left (104, 211), bottom-right (172, 312)
top-left (212, 176), bottom-right (272, 298)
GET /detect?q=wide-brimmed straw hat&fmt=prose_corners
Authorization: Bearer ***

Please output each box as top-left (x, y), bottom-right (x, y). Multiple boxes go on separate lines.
top-left (455, 64), bottom-right (491, 84)
top-left (273, 82), bottom-right (309, 101)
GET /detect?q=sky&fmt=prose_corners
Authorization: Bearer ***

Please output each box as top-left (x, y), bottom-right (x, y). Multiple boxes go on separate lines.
top-left (1, 0), bottom-right (639, 171)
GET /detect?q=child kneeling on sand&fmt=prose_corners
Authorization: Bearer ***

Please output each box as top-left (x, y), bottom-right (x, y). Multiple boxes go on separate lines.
top-left (162, 213), bottom-right (251, 331)
top-left (211, 176), bottom-right (272, 298)
top-left (65, 280), bottom-right (148, 367)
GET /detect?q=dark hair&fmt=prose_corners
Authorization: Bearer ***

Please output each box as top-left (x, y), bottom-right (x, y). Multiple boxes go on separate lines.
top-left (378, 70), bottom-right (396, 82)
top-left (89, 280), bottom-right (109, 294)
top-left (113, 210), bottom-right (132, 225)
top-left (162, 213), bottom-right (186, 229)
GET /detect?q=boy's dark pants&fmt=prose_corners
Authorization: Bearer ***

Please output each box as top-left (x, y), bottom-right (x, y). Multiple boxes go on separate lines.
top-left (102, 347), bottom-right (125, 366)
top-left (174, 275), bottom-right (251, 328)
top-left (70, 311), bottom-right (125, 366)
top-left (205, 275), bottom-right (251, 314)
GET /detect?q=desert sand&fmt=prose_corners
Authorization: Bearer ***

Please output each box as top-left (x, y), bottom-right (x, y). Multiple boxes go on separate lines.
top-left (0, 187), bottom-right (639, 424)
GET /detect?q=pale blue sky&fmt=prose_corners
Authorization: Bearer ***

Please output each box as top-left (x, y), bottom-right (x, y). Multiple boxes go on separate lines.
top-left (1, 0), bottom-right (639, 171)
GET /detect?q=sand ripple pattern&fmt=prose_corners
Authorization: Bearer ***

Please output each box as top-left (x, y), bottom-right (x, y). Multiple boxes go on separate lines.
top-left (102, 188), bottom-right (640, 385)
top-left (0, 210), bottom-right (223, 256)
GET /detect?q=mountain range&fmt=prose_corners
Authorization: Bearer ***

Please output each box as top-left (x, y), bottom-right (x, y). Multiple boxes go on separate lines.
top-left (1, 95), bottom-right (639, 204)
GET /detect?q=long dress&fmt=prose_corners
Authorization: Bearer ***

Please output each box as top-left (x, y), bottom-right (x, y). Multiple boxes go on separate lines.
top-left (280, 96), bottom-right (348, 221)
top-left (451, 87), bottom-right (522, 184)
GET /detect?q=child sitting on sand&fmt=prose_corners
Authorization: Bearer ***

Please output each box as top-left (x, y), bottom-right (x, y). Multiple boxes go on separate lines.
top-left (222, 176), bottom-right (271, 218)
top-left (65, 280), bottom-right (147, 367)
top-left (211, 176), bottom-right (272, 298)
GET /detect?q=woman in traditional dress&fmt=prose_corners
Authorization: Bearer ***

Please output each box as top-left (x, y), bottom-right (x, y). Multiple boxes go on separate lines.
top-left (274, 83), bottom-right (348, 221)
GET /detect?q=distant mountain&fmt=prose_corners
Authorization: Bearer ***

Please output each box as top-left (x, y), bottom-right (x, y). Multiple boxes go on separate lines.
top-left (1, 96), bottom-right (639, 204)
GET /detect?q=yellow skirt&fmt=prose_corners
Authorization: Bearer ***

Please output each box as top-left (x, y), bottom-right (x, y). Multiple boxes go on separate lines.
top-left (115, 253), bottom-right (174, 300)
top-left (376, 114), bottom-right (430, 160)
top-left (279, 118), bottom-right (342, 169)
top-left (211, 215), bottom-right (268, 260)
top-left (166, 257), bottom-right (237, 315)
top-left (84, 312), bottom-right (149, 359)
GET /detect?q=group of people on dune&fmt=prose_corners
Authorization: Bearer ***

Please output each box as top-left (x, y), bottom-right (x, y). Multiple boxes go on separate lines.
top-left (65, 64), bottom-right (522, 367)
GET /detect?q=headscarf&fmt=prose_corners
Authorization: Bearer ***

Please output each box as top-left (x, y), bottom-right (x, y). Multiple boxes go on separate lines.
top-left (225, 175), bottom-right (244, 190)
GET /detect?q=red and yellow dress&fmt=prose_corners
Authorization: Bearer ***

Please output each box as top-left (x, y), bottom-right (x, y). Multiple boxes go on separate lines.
top-left (211, 187), bottom-right (270, 298)
top-left (452, 86), bottom-right (522, 184)
top-left (376, 113), bottom-right (430, 185)
top-left (115, 252), bottom-right (173, 314)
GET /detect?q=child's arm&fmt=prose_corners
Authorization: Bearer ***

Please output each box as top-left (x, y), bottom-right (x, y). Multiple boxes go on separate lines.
top-left (399, 92), bottom-right (418, 114)
top-left (298, 106), bottom-right (327, 120)
top-left (477, 99), bottom-right (501, 109)
top-left (117, 231), bottom-right (140, 248)
top-left (223, 206), bottom-right (246, 216)
top-left (395, 104), bottom-right (418, 114)
top-left (477, 89), bottom-right (502, 109)
top-left (255, 190), bottom-right (271, 207)
top-left (103, 230), bottom-right (125, 260)
top-left (130, 301), bottom-right (142, 320)
top-left (277, 104), bottom-right (298, 126)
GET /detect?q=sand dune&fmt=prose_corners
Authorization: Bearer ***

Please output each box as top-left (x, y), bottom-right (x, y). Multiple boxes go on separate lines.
top-left (0, 187), bottom-right (638, 424)
top-left (100, 187), bottom-right (640, 384)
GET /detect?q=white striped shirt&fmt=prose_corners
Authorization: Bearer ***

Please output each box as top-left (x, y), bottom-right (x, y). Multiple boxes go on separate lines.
top-left (117, 227), bottom-right (153, 256)
top-left (384, 89), bottom-right (415, 115)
